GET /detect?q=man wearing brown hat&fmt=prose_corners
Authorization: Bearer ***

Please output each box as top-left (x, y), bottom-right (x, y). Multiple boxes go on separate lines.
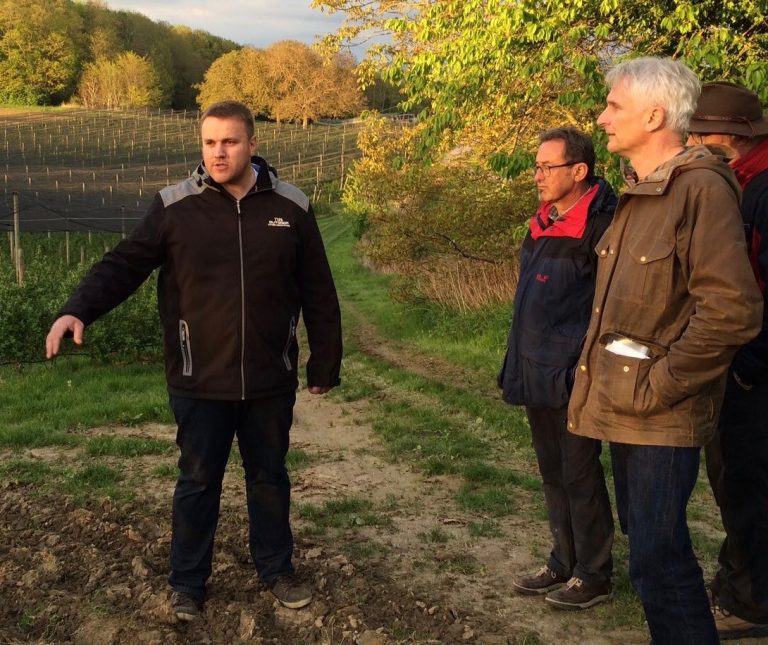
top-left (688, 81), bottom-right (768, 640)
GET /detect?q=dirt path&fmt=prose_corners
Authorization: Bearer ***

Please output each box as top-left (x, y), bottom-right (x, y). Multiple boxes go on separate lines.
top-left (0, 385), bottom-right (659, 645)
top-left (342, 301), bottom-right (493, 398)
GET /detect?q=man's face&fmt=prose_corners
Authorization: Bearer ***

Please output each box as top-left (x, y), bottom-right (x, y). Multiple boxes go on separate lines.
top-left (201, 116), bottom-right (256, 188)
top-left (686, 132), bottom-right (739, 160)
top-left (534, 139), bottom-right (578, 204)
top-left (597, 80), bottom-right (652, 157)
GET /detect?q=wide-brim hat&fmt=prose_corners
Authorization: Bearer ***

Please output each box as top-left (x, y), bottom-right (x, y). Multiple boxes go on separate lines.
top-left (689, 81), bottom-right (768, 137)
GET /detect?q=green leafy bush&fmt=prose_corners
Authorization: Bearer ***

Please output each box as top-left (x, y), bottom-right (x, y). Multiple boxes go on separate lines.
top-left (0, 233), bottom-right (161, 363)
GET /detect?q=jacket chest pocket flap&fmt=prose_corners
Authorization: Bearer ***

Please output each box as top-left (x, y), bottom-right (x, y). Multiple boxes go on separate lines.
top-left (624, 236), bottom-right (675, 303)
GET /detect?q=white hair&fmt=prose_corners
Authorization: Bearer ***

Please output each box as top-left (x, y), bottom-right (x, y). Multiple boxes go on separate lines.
top-left (605, 57), bottom-right (701, 134)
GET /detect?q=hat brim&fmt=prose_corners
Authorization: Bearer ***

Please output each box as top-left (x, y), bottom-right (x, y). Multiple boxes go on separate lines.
top-left (688, 116), bottom-right (768, 137)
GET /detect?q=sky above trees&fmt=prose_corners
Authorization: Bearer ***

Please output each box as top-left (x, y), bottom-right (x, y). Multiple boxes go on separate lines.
top-left (102, 0), bottom-right (345, 48)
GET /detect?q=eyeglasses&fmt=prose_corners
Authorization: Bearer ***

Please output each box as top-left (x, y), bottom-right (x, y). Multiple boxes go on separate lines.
top-left (532, 161), bottom-right (579, 177)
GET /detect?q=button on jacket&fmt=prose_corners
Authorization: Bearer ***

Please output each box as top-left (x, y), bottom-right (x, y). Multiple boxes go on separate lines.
top-left (568, 146), bottom-right (762, 447)
top-left (59, 156), bottom-right (343, 400)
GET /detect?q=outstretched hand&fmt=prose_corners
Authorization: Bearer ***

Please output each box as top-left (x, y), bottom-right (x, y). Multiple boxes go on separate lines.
top-left (46, 315), bottom-right (85, 359)
top-left (308, 386), bottom-right (333, 395)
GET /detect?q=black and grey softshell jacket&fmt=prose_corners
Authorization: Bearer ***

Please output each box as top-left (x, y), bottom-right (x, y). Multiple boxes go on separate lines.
top-left (59, 156), bottom-right (343, 400)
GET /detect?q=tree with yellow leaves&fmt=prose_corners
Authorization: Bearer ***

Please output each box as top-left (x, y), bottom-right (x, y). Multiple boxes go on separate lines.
top-left (196, 41), bottom-right (364, 128)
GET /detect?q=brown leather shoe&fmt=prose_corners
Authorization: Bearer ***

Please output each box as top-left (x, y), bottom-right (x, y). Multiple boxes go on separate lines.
top-left (545, 576), bottom-right (613, 610)
top-left (512, 565), bottom-right (569, 595)
top-left (712, 605), bottom-right (768, 641)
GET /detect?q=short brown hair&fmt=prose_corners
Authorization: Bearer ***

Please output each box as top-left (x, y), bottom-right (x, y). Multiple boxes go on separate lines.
top-left (200, 101), bottom-right (255, 139)
top-left (539, 127), bottom-right (596, 180)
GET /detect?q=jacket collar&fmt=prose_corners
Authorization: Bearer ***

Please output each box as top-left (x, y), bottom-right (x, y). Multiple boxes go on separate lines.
top-left (732, 137), bottom-right (768, 188)
top-left (530, 178), bottom-right (612, 240)
top-left (622, 145), bottom-right (715, 196)
top-left (192, 155), bottom-right (277, 194)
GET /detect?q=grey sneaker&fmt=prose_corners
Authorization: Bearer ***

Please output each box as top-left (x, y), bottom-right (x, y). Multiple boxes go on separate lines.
top-left (171, 591), bottom-right (203, 621)
top-left (545, 576), bottom-right (613, 610)
top-left (512, 565), bottom-right (569, 595)
top-left (267, 573), bottom-right (312, 609)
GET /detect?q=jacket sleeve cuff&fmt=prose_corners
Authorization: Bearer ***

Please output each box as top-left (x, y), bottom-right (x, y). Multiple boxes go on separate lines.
top-left (306, 374), bottom-right (342, 388)
top-left (306, 361), bottom-right (341, 388)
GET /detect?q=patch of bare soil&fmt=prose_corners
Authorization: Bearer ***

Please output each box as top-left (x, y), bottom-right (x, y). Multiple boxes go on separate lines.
top-left (0, 388), bottom-right (656, 645)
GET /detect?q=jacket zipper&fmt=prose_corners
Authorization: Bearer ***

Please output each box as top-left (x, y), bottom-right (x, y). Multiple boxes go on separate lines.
top-left (237, 200), bottom-right (246, 400)
top-left (179, 319), bottom-right (192, 376)
top-left (282, 317), bottom-right (296, 370)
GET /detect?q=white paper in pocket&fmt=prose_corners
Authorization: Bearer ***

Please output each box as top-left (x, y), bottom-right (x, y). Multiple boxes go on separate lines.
top-left (605, 337), bottom-right (651, 359)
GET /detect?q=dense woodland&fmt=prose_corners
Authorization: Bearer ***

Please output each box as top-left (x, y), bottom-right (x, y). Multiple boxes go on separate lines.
top-left (0, 0), bottom-right (238, 108)
top-left (0, 0), bottom-right (397, 119)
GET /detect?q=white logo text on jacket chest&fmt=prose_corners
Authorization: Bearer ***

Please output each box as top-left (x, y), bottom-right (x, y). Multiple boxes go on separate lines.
top-left (267, 217), bottom-right (291, 228)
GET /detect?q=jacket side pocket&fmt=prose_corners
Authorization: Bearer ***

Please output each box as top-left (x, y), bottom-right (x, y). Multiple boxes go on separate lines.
top-left (282, 317), bottom-right (296, 371)
top-left (596, 337), bottom-right (665, 417)
top-left (179, 320), bottom-right (192, 377)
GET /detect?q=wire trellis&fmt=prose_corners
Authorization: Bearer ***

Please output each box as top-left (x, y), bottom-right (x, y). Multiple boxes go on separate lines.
top-left (1, 107), bottom-right (363, 233)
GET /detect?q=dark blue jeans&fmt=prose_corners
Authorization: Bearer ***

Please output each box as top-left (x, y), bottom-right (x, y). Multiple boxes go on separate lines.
top-left (527, 406), bottom-right (614, 584)
top-left (611, 443), bottom-right (718, 645)
top-left (168, 393), bottom-right (296, 599)
top-left (706, 373), bottom-right (768, 623)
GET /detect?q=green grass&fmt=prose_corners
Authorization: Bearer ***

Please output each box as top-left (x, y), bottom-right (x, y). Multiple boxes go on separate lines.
top-left (456, 462), bottom-right (541, 515)
top-left (319, 215), bottom-right (510, 377)
top-left (463, 461), bottom-right (540, 491)
top-left (467, 519), bottom-right (503, 538)
top-left (329, 345), bottom-right (529, 451)
top-left (60, 463), bottom-right (130, 503)
top-left (418, 527), bottom-right (451, 544)
top-left (342, 539), bottom-right (390, 561)
top-left (151, 463), bottom-right (177, 478)
top-left (435, 553), bottom-right (478, 575)
top-left (285, 448), bottom-right (316, 471)
top-left (0, 358), bottom-right (169, 449)
top-left (0, 458), bottom-right (52, 484)
top-left (17, 611), bottom-right (34, 633)
top-left (456, 484), bottom-right (517, 516)
top-left (514, 633), bottom-right (544, 645)
top-left (85, 435), bottom-right (174, 457)
top-left (297, 495), bottom-right (392, 535)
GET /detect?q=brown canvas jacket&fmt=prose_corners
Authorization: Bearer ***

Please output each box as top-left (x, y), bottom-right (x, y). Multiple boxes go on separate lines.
top-left (568, 145), bottom-right (762, 447)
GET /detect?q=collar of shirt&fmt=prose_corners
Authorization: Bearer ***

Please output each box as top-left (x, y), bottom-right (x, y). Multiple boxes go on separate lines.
top-left (530, 184), bottom-right (599, 240)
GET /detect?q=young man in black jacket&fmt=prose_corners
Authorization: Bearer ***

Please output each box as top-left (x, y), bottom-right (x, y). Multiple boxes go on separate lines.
top-left (499, 127), bottom-right (616, 609)
top-left (46, 101), bottom-right (343, 620)
top-left (688, 82), bottom-right (768, 640)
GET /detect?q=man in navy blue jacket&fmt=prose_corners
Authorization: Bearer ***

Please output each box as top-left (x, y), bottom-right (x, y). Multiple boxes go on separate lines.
top-left (499, 127), bottom-right (616, 609)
